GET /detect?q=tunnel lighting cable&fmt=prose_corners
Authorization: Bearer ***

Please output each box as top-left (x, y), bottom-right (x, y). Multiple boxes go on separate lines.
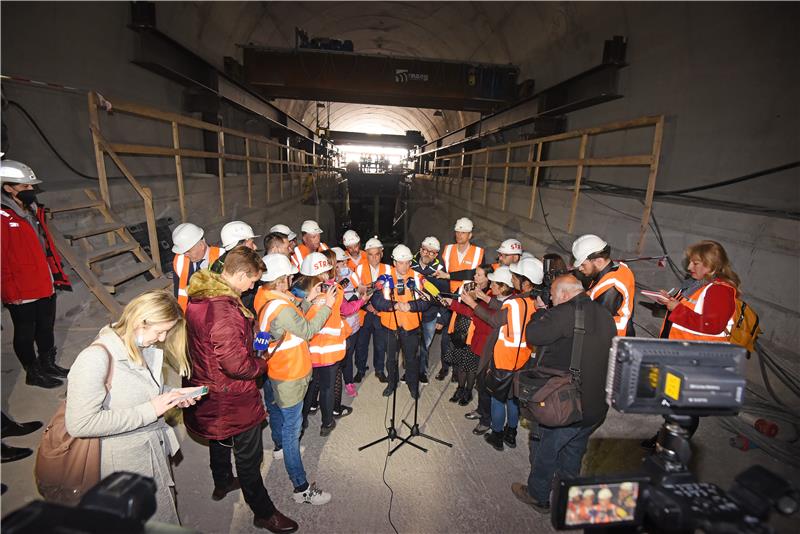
top-left (537, 192), bottom-right (571, 254)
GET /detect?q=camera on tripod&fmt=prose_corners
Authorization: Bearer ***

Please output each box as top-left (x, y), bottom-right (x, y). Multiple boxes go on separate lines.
top-left (550, 338), bottom-right (798, 533)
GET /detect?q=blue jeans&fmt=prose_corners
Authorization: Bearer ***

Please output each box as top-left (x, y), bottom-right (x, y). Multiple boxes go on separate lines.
top-left (527, 422), bottom-right (600, 504)
top-left (355, 312), bottom-right (386, 374)
top-left (490, 396), bottom-right (519, 432)
top-left (418, 318), bottom-right (437, 374)
top-left (262, 379), bottom-right (281, 449)
top-left (264, 391), bottom-right (307, 490)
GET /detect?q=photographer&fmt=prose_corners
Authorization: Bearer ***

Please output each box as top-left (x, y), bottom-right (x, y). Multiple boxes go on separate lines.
top-left (511, 274), bottom-right (615, 514)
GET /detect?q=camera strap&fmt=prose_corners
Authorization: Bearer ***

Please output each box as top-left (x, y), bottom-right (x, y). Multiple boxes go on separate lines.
top-left (569, 300), bottom-right (586, 377)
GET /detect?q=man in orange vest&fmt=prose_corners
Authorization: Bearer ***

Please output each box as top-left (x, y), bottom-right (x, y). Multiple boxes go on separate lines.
top-left (342, 229), bottom-right (368, 272)
top-left (269, 224), bottom-right (297, 249)
top-left (370, 245), bottom-right (430, 399)
top-left (572, 234), bottom-right (636, 337)
top-left (291, 220), bottom-right (329, 268)
top-left (353, 237), bottom-right (391, 383)
top-left (494, 238), bottom-right (523, 270)
top-left (432, 217), bottom-right (485, 381)
top-left (171, 222), bottom-right (223, 311)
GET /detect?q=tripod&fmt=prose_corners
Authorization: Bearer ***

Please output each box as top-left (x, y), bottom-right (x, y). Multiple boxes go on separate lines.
top-left (389, 277), bottom-right (453, 456)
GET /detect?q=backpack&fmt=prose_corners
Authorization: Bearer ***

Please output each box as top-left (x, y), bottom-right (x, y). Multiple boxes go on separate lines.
top-left (35, 344), bottom-right (114, 505)
top-left (728, 297), bottom-right (762, 353)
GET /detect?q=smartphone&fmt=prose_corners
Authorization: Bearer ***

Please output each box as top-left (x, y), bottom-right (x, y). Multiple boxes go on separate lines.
top-left (176, 385), bottom-right (208, 402)
top-left (463, 281), bottom-right (476, 292)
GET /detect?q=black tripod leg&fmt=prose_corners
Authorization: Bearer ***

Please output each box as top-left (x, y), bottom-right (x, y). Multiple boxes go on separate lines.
top-left (358, 434), bottom-right (392, 452)
top-left (416, 431), bottom-right (453, 448)
top-left (389, 434), bottom-right (428, 455)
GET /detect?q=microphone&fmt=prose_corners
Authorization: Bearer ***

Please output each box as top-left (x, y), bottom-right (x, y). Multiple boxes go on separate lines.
top-left (253, 331), bottom-right (272, 358)
top-left (422, 279), bottom-right (448, 306)
top-left (397, 277), bottom-right (406, 295)
top-left (406, 278), bottom-right (416, 290)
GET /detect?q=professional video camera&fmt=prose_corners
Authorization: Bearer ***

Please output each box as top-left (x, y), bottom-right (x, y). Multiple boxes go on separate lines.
top-left (550, 338), bottom-right (798, 533)
top-left (533, 256), bottom-right (570, 307)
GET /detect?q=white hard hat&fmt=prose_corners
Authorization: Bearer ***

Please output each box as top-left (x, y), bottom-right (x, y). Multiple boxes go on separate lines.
top-left (582, 489), bottom-right (595, 497)
top-left (619, 482), bottom-right (634, 492)
top-left (171, 223), bottom-right (204, 254)
top-left (568, 487), bottom-right (582, 499)
top-left (300, 220), bottom-right (323, 235)
top-left (342, 230), bottom-right (360, 246)
top-left (572, 234), bottom-right (609, 268)
top-left (487, 266), bottom-right (513, 287)
top-left (0, 159), bottom-right (42, 185)
top-left (269, 224), bottom-right (296, 241)
top-left (597, 488), bottom-right (613, 500)
top-left (497, 238), bottom-right (523, 255)
top-left (421, 236), bottom-right (441, 251)
top-left (364, 237), bottom-right (383, 250)
top-left (392, 244), bottom-right (413, 261)
top-left (261, 253), bottom-right (298, 282)
top-left (454, 217), bottom-right (474, 232)
top-left (510, 257), bottom-right (544, 285)
top-left (330, 246), bottom-right (348, 262)
top-left (300, 252), bottom-right (333, 276)
top-left (220, 221), bottom-right (259, 251)
top-left (521, 251), bottom-right (535, 259)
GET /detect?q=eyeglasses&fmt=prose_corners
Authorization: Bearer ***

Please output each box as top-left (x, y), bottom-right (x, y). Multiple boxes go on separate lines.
top-left (420, 248), bottom-right (438, 256)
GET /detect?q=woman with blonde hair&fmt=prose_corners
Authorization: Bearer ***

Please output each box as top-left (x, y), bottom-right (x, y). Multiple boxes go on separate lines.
top-left (66, 289), bottom-right (204, 524)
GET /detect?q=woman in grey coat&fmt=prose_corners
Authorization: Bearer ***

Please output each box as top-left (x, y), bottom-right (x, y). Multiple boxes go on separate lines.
top-left (65, 290), bottom-right (203, 524)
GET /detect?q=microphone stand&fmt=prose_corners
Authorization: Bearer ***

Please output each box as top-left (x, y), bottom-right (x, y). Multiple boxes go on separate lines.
top-left (390, 277), bottom-right (453, 456)
top-left (358, 276), bottom-right (426, 454)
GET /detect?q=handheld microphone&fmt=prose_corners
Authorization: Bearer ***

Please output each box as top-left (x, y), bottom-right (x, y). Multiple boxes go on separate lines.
top-left (422, 279), bottom-right (448, 306)
top-left (406, 278), bottom-right (416, 290)
top-left (397, 278), bottom-right (406, 296)
top-left (253, 331), bottom-right (272, 358)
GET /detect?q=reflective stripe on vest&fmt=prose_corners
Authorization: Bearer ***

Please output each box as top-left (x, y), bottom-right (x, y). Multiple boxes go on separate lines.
top-left (258, 292), bottom-right (312, 381)
top-left (588, 262), bottom-right (635, 336)
top-left (355, 262), bottom-right (391, 285)
top-left (442, 243), bottom-right (484, 292)
top-left (292, 242), bottom-right (330, 268)
top-left (306, 284), bottom-right (351, 365)
top-left (666, 282), bottom-right (735, 341)
top-left (379, 269), bottom-right (425, 331)
top-left (173, 246), bottom-right (222, 311)
top-left (493, 296), bottom-right (535, 371)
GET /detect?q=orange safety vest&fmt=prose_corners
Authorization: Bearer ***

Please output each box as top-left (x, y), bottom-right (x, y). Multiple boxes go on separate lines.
top-left (306, 284), bottom-right (352, 366)
top-left (588, 262), bottom-right (636, 337)
top-left (346, 250), bottom-right (368, 273)
top-left (441, 243), bottom-right (484, 292)
top-left (173, 245), bottom-right (222, 311)
top-left (492, 296), bottom-right (535, 371)
top-left (379, 268), bottom-right (425, 331)
top-left (354, 262), bottom-right (391, 323)
top-left (291, 242), bottom-right (329, 268)
top-left (258, 290), bottom-right (312, 382)
top-left (660, 282), bottom-right (736, 342)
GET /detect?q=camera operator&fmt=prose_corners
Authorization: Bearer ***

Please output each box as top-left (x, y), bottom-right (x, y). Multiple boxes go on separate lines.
top-left (511, 274), bottom-right (616, 514)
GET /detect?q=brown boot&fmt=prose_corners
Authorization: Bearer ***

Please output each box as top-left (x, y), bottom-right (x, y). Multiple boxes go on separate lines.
top-left (254, 510), bottom-right (299, 533)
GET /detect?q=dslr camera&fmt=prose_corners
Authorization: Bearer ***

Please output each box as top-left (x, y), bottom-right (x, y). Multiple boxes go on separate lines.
top-left (550, 338), bottom-right (798, 533)
top-left (533, 257), bottom-right (569, 307)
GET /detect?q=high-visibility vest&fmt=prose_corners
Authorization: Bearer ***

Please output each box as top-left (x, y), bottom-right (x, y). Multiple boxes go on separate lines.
top-left (661, 281), bottom-right (736, 342)
top-left (291, 242), bottom-right (329, 268)
top-left (588, 262), bottom-right (636, 337)
top-left (305, 284), bottom-right (351, 366)
top-left (258, 290), bottom-right (312, 382)
top-left (379, 268), bottom-right (425, 331)
top-left (173, 245), bottom-right (222, 311)
top-left (442, 243), bottom-right (484, 292)
top-left (354, 262), bottom-right (391, 322)
top-left (492, 296), bottom-right (535, 371)
top-left (347, 250), bottom-right (368, 273)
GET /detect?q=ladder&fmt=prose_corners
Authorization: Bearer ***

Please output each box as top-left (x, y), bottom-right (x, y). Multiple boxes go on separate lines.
top-left (47, 188), bottom-right (172, 316)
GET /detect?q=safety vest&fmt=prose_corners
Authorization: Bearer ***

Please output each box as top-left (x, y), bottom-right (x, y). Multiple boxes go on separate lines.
top-left (442, 243), bottom-right (484, 292)
top-left (291, 242), bottom-right (329, 268)
top-left (493, 296), bottom-right (535, 371)
top-left (379, 268), bottom-right (425, 331)
top-left (661, 281), bottom-right (736, 342)
top-left (588, 262), bottom-right (636, 337)
top-left (306, 284), bottom-right (352, 366)
top-left (346, 250), bottom-right (368, 273)
top-left (173, 245), bottom-right (222, 311)
top-left (258, 290), bottom-right (312, 382)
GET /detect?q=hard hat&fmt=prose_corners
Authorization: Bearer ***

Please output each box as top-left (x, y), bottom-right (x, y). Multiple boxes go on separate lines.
top-left (0, 159), bottom-right (42, 185)
top-left (568, 487), bottom-right (582, 499)
top-left (269, 224), bottom-right (296, 241)
top-left (421, 236), bottom-right (441, 251)
top-left (171, 223), bottom-right (204, 254)
top-left (342, 229), bottom-right (360, 246)
top-left (220, 221), bottom-right (259, 251)
top-left (572, 234), bottom-right (609, 268)
top-left (487, 266), bottom-right (513, 287)
top-left (582, 489), bottom-right (595, 497)
top-left (300, 252), bottom-right (333, 276)
top-left (597, 488), bottom-right (613, 500)
top-left (364, 237), bottom-right (383, 250)
top-left (261, 253), bottom-right (298, 282)
top-left (521, 251), bottom-right (535, 259)
top-left (497, 238), bottom-right (523, 255)
top-left (454, 217), bottom-right (474, 232)
top-left (330, 246), bottom-right (348, 262)
top-left (619, 482), bottom-right (634, 492)
top-left (510, 257), bottom-right (544, 284)
top-left (300, 220), bottom-right (323, 235)
top-left (391, 244), bottom-right (413, 261)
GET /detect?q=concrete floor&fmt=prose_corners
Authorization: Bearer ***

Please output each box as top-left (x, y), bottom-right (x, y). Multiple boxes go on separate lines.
top-left (3, 302), bottom-right (799, 533)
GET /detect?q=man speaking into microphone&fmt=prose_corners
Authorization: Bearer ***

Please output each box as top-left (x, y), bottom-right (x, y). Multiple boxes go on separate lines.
top-left (370, 245), bottom-right (431, 399)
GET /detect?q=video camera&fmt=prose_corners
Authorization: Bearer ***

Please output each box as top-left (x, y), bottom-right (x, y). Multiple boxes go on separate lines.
top-left (550, 338), bottom-right (798, 533)
top-left (534, 257), bottom-right (571, 307)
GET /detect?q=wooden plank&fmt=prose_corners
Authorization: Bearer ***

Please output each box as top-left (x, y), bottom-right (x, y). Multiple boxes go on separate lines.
top-left (142, 187), bottom-right (162, 277)
top-left (482, 151), bottom-right (490, 206)
top-left (567, 134), bottom-right (589, 233)
top-left (245, 138), bottom-right (253, 208)
top-left (501, 144), bottom-right (512, 211)
top-left (468, 152), bottom-right (475, 203)
top-left (218, 131), bottom-right (225, 216)
top-left (87, 92), bottom-right (115, 246)
top-left (280, 146), bottom-right (285, 200)
top-left (171, 122), bottom-right (187, 223)
top-left (636, 116), bottom-right (665, 254)
top-left (47, 199), bottom-right (104, 214)
top-left (265, 143), bottom-right (271, 203)
top-left (100, 260), bottom-right (155, 288)
top-left (107, 143), bottom-right (249, 161)
top-left (528, 143), bottom-right (543, 220)
top-left (64, 221), bottom-right (126, 241)
top-left (84, 241), bottom-right (139, 263)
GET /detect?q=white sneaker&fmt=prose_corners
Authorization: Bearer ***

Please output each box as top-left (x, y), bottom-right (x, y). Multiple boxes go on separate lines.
top-left (293, 482), bottom-right (331, 505)
top-left (272, 445), bottom-right (305, 460)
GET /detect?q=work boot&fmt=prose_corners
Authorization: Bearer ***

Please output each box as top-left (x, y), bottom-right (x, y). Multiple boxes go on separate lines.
top-left (376, 372), bottom-right (389, 384)
top-left (212, 477), bottom-right (241, 501)
top-left (435, 366), bottom-right (449, 381)
top-left (382, 384), bottom-right (395, 397)
top-left (419, 373), bottom-right (429, 384)
top-left (2, 442), bottom-right (33, 463)
top-left (458, 389), bottom-right (473, 406)
top-left (253, 509), bottom-right (299, 533)
top-left (484, 430), bottom-right (504, 451)
top-left (354, 371), bottom-right (364, 383)
top-left (503, 425), bottom-right (518, 448)
top-left (24, 365), bottom-right (63, 389)
top-left (39, 347), bottom-right (69, 378)
top-left (449, 387), bottom-right (464, 403)
top-left (1, 416), bottom-right (43, 438)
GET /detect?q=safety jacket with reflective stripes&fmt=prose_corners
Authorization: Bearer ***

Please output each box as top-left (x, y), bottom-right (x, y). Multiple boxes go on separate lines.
top-left (660, 280), bottom-right (736, 342)
top-left (588, 262), bottom-right (636, 337)
top-left (493, 296), bottom-right (536, 371)
top-left (346, 250), bottom-right (368, 273)
top-left (173, 245), bottom-right (222, 311)
top-left (378, 268), bottom-right (426, 331)
top-left (257, 290), bottom-right (313, 381)
top-left (442, 243), bottom-right (484, 292)
top-left (306, 284), bottom-right (351, 366)
top-left (291, 242), bottom-right (329, 268)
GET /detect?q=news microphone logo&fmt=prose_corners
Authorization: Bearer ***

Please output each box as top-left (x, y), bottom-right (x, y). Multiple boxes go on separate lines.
top-left (253, 331), bottom-right (272, 351)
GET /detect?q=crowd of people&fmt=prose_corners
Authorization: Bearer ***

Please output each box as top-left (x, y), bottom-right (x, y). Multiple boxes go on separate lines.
top-left (1, 157), bottom-right (745, 530)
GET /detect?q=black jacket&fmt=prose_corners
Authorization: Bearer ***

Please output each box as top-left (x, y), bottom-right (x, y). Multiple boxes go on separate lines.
top-left (525, 293), bottom-right (616, 427)
top-left (411, 254), bottom-right (449, 324)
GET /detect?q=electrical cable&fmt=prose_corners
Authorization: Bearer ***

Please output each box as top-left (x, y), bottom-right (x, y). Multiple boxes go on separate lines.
top-left (537, 192), bottom-right (570, 254)
top-left (632, 320), bottom-right (658, 339)
top-left (655, 161), bottom-right (800, 196)
top-left (381, 382), bottom-right (399, 534)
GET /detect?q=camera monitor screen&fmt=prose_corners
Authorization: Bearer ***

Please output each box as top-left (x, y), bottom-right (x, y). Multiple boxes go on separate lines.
top-left (553, 476), bottom-right (648, 530)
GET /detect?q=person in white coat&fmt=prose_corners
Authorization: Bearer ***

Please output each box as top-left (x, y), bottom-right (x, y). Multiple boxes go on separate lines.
top-left (65, 290), bottom-right (203, 524)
